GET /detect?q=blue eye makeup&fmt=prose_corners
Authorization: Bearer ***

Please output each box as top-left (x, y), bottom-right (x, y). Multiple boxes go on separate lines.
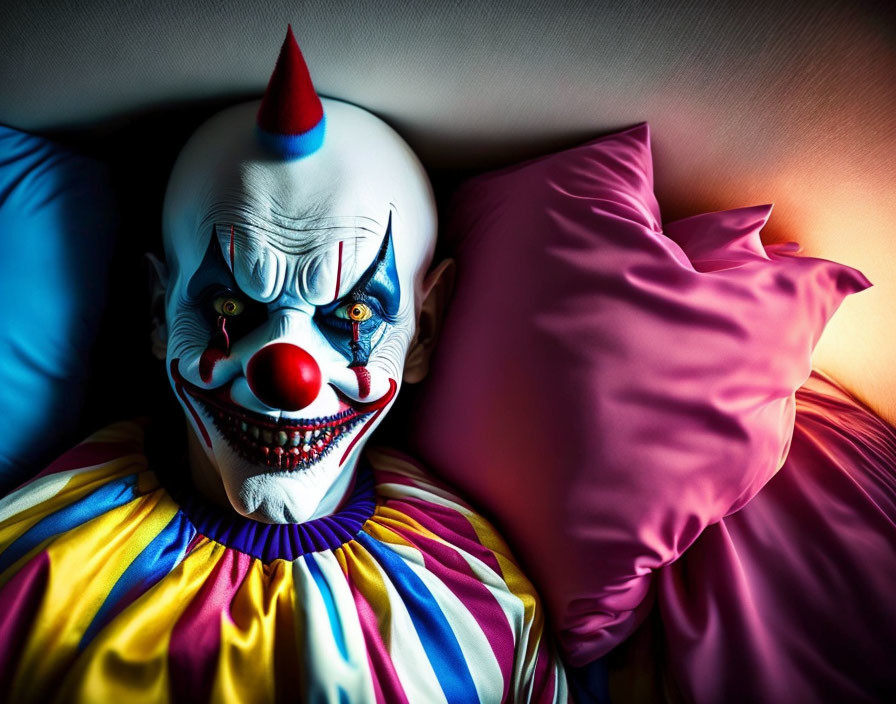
top-left (316, 215), bottom-right (401, 366)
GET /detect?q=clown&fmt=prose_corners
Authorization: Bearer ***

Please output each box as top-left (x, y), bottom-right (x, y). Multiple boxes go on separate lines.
top-left (0, 27), bottom-right (567, 703)
top-left (155, 26), bottom-right (443, 525)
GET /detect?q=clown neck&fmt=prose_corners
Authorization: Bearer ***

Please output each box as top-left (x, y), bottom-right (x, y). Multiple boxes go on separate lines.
top-left (153, 27), bottom-right (451, 525)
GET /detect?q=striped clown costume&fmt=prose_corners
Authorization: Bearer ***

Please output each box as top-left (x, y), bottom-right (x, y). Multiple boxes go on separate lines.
top-left (0, 27), bottom-right (567, 704)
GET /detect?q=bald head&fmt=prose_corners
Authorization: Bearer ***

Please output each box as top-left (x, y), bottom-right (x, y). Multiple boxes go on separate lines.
top-left (154, 96), bottom-right (441, 524)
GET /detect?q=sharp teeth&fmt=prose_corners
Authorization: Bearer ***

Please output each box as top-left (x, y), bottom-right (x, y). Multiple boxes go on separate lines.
top-left (240, 422), bottom-right (248, 432)
top-left (302, 443), bottom-right (311, 452)
top-left (303, 430), bottom-right (313, 442)
top-left (276, 431), bottom-right (288, 446)
top-left (250, 426), bottom-right (260, 439)
top-left (262, 430), bottom-right (273, 444)
top-left (313, 429), bottom-right (320, 438)
top-left (290, 432), bottom-right (301, 447)
top-left (315, 439), bottom-right (323, 448)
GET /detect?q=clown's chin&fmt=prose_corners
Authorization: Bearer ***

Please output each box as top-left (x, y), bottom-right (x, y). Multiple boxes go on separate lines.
top-left (183, 399), bottom-right (366, 523)
top-left (208, 419), bottom-right (361, 524)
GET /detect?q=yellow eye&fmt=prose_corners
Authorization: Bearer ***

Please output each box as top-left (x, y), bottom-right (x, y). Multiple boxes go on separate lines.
top-left (213, 296), bottom-right (245, 317)
top-left (344, 302), bottom-right (372, 322)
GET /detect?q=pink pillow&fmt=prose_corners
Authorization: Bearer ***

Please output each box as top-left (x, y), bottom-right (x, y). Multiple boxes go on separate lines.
top-left (652, 370), bottom-right (896, 703)
top-left (411, 124), bottom-right (870, 666)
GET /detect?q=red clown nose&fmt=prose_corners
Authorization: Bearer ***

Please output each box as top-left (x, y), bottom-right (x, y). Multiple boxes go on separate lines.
top-left (256, 24), bottom-right (326, 159)
top-left (246, 343), bottom-right (323, 411)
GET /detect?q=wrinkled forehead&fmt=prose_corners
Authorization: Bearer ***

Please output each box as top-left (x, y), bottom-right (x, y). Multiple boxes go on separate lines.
top-left (163, 99), bottom-right (436, 305)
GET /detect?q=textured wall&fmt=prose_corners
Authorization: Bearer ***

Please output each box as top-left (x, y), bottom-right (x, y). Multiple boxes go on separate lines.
top-left (1, 0), bottom-right (894, 422)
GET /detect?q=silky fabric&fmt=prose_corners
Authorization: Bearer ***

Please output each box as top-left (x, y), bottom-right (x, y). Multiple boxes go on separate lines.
top-left (0, 422), bottom-right (567, 703)
top-left (648, 370), bottom-right (896, 703)
top-left (412, 123), bottom-right (870, 665)
top-left (0, 125), bottom-right (115, 490)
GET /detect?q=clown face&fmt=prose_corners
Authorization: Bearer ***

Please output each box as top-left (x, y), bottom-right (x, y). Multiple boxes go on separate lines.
top-left (157, 49), bottom-right (437, 522)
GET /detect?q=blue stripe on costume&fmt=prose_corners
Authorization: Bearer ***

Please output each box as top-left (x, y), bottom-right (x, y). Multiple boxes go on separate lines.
top-left (0, 474), bottom-right (139, 573)
top-left (256, 116), bottom-right (326, 159)
top-left (79, 511), bottom-right (196, 649)
top-left (357, 532), bottom-right (479, 704)
top-left (304, 553), bottom-right (350, 661)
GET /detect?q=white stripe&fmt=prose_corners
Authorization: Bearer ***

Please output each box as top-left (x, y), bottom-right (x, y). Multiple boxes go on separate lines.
top-left (292, 553), bottom-right (377, 704)
top-left (454, 546), bottom-right (557, 702)
top-left (402, 550), bottom-right (505, 704)
top-left (371, 544), bottom-right (450, 704)
top-left (0, 465), bottom-right (95, 522)
top-left (376, 482), bottom-right (473, 514)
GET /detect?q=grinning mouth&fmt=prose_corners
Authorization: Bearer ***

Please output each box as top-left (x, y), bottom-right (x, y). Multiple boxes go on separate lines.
top-left (169, 359), bottom-right (398, 470)
top-left (169, 358), bottom-right (396, 472)
top-left (199, 395), bottom-right (367, 470)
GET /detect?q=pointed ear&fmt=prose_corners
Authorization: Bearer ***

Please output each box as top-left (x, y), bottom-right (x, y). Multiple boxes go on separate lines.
top-left (145, 252), bottom-right (170, 361)
top-left (403, 258), bottom-right (456, 384)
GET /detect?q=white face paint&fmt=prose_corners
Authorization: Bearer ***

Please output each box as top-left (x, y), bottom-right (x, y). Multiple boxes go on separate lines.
top-left (161, 98), bottom-right (436, 523)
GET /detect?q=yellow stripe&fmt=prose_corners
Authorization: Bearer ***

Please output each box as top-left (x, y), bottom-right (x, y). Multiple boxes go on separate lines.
top-left (464, 510), bottom-right (547, 687)
top-left (54, 539), bottom-right (222, 704)
top-left (0, 460), bottom-right (149, 549)
top-left (80, 420), bottom-right (146, 446)
top-left (364, 507), bottom-right (428, 548)
top-left (211, 559), bottom-right (296, 704)
top-left (335, 540), bottom-right (394, 648)
top-left (8, 489), bottom-right (179, 703)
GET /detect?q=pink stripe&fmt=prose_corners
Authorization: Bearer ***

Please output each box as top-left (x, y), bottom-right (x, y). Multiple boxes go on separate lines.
top-left (365, 649), bottom-right (388, 704)
top-left (387, 498), bottom-right (504, 579)
top-left (372, 447), bottom-right (432, 475)
top-left (184, 532), bottom-right (206, 555)
top-left (17, 440), bottom-right (142, 490)
top-left (0, 551), bottom-right (50, 683)
top-left (388, 523), bottom-right (515, 700)
top-left (370, 470), bottom-right (421, 489)
top-left (530, 633), bottom-right (557, 703)
top-left (344, 569), bottom-right (408, 704)
top-left (168, 549), bottom-right (252, 704)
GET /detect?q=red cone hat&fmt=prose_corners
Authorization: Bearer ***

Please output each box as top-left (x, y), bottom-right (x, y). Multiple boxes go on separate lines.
top-left (256, 25), bottom-right (326, 159)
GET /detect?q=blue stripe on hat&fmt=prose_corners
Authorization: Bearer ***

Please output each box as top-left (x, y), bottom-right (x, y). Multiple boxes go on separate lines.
top-left (256, 115), bottom-right (326, 160)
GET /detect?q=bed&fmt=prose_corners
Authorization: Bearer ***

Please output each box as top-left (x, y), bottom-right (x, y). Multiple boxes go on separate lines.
top-left (1, 1), bottom-right (894, 702)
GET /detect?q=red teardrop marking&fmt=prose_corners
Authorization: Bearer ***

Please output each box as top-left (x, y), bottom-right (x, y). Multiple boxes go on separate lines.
top-left (199, 348), bottom-right (227, 383)
top-left (218, 316), bottom-right (231, 354)
top-left (352, 321), bottom-right (360, 342)
top-left (199, 316), bottom-right (231, 383)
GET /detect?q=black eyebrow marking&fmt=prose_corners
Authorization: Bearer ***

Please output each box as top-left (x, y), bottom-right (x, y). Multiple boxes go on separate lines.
top-left (344, 212), bottom-right (400, 318)
top-left (186, 226), bottom-right (240, 301)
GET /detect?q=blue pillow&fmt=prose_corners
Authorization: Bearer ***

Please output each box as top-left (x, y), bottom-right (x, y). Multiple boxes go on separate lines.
top-left (0, 125), bottom-right (115, 491)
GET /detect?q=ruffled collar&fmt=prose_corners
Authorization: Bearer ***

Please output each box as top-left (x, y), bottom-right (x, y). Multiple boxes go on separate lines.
top-left (172, 463), bottom-right (377, 562)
